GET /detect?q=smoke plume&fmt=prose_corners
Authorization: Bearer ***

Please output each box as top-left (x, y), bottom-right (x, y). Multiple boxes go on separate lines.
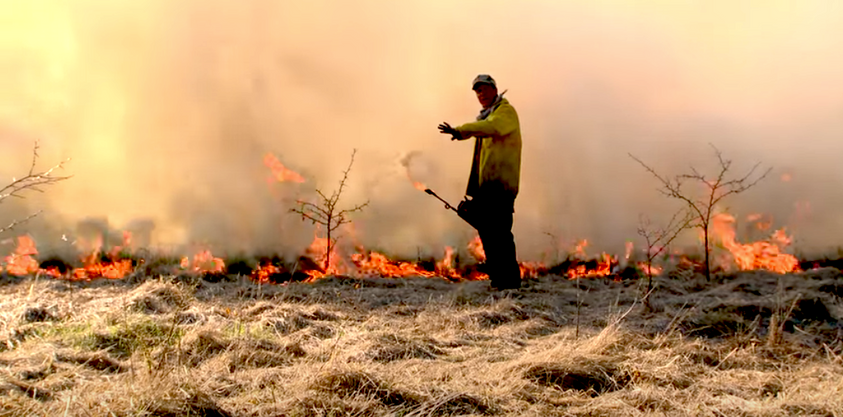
top-left (2, 1), bottom-right (843, 259)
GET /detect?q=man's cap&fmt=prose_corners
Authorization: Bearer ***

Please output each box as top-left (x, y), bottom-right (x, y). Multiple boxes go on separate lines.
top-left (472, 74), bottom-right (496, 90)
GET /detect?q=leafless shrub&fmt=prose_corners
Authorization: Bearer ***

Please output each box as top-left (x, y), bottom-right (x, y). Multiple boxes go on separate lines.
top-left (291, 150), bottom-right (368, 273)
top-left (630, 144), bottom-right (770, 280)
top-left (637, 211), bottom-right (693, 303)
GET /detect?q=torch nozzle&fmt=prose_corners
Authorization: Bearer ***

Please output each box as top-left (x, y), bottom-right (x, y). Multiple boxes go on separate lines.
top-left (423, 188), bottom-right (457, 212)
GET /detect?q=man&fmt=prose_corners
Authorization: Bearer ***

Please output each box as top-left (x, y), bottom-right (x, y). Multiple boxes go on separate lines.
top-left (438, 74), bottom-right (522, 290)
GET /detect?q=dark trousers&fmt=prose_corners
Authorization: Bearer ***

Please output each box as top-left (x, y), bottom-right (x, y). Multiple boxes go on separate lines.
top-left (473, 193), bottom-right (521, 288)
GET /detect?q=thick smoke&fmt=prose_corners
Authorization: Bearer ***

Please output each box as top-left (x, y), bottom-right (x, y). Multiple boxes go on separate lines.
top-left (2, 1), bottom-right (843, 260)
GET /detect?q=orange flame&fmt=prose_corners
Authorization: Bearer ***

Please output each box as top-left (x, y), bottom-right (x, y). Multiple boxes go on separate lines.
top-left (434, 247), bottom-right (463, 280)
top-left (711, 213), bottom-right (799, 273)
top-left (351, 252), bottom-right (432, 278)
top-left (73, 260), bottom-right (133, 280)
top-left (567, 253), bottom-right (615, 279)
top-left (636, 262), bottom-right (664, 276)
top-left (264, 153), bottom-right (305, 183)
top-left (72, 230), bottom-right (134, 280)
top-left (180, 250), bottom-right (226, 274)
top-left (251, 263), bottom-right (285, 283)
top-left (468, 235), bottom-right (486, 263)
top-left (574, 239), bottom-right (588, 258)
top-left (2, 235), bottom-right (40, 276)
top-left (302, 234), bottom-right (347, 279)
top-left (519, 261), bottom-right (547, 279)
top-left (623, 241), bottom-right (634, 261)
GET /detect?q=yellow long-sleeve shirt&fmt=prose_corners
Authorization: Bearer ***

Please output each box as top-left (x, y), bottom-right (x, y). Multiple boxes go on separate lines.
top-left (455, 98), bottom-right (522, 198)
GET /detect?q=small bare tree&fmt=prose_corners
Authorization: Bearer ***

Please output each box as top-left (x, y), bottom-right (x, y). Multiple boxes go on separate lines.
top-left (630, 144), bottom-right (770, 281)
top-left (291, 150), bottom-right (368, 273)
top-left (637, 211), bottom-right (692, 302)
top-left (1, 140), bottom-right (71, 235)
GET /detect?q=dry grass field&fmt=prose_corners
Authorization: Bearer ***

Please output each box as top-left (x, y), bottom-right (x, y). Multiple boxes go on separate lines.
top-left (0, 267), bottom-right (841, 416)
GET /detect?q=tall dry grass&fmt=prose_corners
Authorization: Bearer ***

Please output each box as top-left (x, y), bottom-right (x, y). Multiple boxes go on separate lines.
top-left (0, 268), bottom-right (840, 416)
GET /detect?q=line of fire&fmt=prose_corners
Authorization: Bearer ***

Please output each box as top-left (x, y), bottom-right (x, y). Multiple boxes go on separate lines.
top-left (0, 152), bottom-right (817, 285)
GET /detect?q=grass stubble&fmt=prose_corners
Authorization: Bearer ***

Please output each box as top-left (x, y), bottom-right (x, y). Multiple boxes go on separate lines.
top-left (0, 267), bottom-right (840, 416)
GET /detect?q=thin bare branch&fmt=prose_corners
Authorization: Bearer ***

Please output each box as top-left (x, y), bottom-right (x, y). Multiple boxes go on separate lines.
top-left (314, 189), bottom-right (332, 206)
top-left (0, 211), bottom-right (42, 235)
top-left (630, 144), bottom-right (769, 281)
top-left (337, 201), bottom-right (369, 218)
top-left (291, 209), bottom-right (328, 225)
top-left (334, 149), bottom-right (358, 205)
top-left (1, 140), bottom-right (72, 236)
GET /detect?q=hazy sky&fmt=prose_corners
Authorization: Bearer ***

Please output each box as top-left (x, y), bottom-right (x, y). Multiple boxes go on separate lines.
top-left (2, 1), bottom-right (842, 259)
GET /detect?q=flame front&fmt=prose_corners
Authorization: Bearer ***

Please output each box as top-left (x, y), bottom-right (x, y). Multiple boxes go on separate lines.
top-left (1, 209), bottom-right (807, 283)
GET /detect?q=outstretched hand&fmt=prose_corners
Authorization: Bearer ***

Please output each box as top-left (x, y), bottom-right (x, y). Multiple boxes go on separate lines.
top-left (438, 122), bottom-right (461, 140)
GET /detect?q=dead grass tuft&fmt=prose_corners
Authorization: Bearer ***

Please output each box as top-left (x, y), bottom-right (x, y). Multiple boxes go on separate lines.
top-left (366, 334), bottom-right (444, 363)
top-left (227, 338), bottom-right (306, 371)
top-left (146, 392), bottom-right (232, 417)
top-left (781, 404), bottom-right (836, 417)
top-left (128, 281), bottom-right (191, 314)
top-left (618, 389), bottom-right (677, 413)
top-left (56, 351), bottom-right (127, 373)
top-left (312, 370), bottom-right (421, 407)
top-left (0, 379), bottom-right (53, 401)
top-left (83, 318), bottom-right (179, 359)
top-left (154, 330), bottom-right (231, 367)
top-left (289, 395), bottom-right (379, 417)
top-left (470, 310), bottom-right (512, 328)
top-left (410, 392), bottom-right (498, 416)
top-left (523, 360), bottom-right (629, 396)
top-left (21, 307), bottom-right (59, 323)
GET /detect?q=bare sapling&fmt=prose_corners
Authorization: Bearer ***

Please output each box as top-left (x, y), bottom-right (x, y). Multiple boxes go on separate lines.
top-left (636, 210), bottom-right (693, 302)
top-left (630, 144), bottom-right (770, 281)
top-left (291, 150), bottom-right (369, 273)
top-left (0, 140), bottom-right (71, 235)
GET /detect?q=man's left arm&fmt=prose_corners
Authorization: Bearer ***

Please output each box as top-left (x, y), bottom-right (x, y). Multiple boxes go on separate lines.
top-left (455, 105), bottom-right (518, 138)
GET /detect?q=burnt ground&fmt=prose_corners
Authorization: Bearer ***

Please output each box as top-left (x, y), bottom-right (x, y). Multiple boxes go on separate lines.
top-left (0, 268), bottom-right (840, 416)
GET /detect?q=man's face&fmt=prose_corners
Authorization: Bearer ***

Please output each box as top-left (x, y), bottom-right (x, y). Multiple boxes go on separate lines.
top-left (474, 84), bottom-right (498, 108)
